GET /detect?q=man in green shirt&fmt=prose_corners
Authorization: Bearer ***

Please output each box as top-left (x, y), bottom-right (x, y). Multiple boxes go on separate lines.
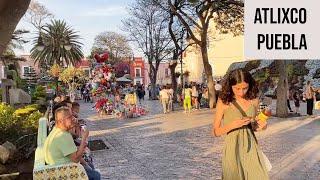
top-left (44, 106), bottom-right (100, 180)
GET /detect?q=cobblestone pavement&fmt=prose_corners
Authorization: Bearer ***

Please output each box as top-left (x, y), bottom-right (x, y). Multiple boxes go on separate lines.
top-left (79, 100), bottom-right (320, 180)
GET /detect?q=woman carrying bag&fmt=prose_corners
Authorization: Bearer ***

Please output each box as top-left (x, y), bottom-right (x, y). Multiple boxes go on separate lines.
top-left (213, 69), bottom-right (269, 180)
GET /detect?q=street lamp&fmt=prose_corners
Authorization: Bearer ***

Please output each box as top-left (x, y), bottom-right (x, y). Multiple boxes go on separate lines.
top-left (36, 32), bottom-right (73, 51)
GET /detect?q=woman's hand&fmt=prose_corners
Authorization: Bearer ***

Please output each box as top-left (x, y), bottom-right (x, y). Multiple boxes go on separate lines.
top-left (231, 117), bottom-right (252, 129)
top-left (255, 120), bottom-right (267, 131)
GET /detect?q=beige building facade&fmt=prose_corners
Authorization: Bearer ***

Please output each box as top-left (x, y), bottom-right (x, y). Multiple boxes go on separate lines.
top-left (179, 21), bottom-right (246, 83)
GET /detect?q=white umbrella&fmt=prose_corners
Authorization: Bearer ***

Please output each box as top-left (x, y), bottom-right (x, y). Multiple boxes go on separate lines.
top-left (116, 77), bottom-right (132, 82)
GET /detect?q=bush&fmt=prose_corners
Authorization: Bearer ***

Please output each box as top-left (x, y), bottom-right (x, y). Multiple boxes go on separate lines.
top-left (32, 85), bottom-right (47, 101)
top-left (22, 111), bottom-right (42, 132)
top-left (0, 103), bottom-right (19, 143)
top-left (14, 105), bottom-right (39, 117)
top-left (0, 103), bottom-right (43, 144)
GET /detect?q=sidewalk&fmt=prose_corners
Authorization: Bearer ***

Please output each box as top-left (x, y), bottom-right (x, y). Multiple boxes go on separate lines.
top-left (78, 99), bottom-right (320, 179)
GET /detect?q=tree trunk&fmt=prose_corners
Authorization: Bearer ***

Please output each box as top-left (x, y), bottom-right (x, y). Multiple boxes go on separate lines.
top-left (169, 62), bottom-right (178, 102)
top-left (149, 65), bottom-right (158, 100)
top-left (276, 60), bottom-right (288, 118)
top-left (200, 43), bottom-right (216, 108)
top-left (0, 0), bottom-right (31, 55)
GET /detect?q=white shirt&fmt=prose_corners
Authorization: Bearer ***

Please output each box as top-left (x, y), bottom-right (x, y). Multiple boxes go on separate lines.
top-left (191, 86), bottom-right (198, 97)
top-left (168, 89), bottom-right (174, 99)
top-left (160, 89), bottom-right (169, 99)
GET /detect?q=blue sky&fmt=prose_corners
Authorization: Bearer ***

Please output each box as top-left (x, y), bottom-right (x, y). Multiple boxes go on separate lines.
top-left (16, 0), bottom-right (139, 57)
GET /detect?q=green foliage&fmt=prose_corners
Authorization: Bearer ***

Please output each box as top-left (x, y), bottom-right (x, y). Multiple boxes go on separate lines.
top-left (22, 111), bottom-right (42, 131)
top-left (0, 103), bottom-right (19, 143)
top-left (286, 63), bottom-right (294, 78)
top-left (30, 19), bottom-right (84, 67)
top-left (17, 77), bottom-right (27, 90)
top-left (32, 85), bottom-right (47, 101)
top-left (245, 60), bottom-right (260, 72)
top-left (253, 69), bottom-right (270, 83)
top-left (14, 105), bottom-right (39, 117)
top-left (0, 103), bottom-right (43, 143)
top-left (314, 68), bottom-right (320, 79)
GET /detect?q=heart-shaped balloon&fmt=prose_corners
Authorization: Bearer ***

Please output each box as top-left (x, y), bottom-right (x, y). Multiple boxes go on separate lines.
top-left (101, 53), bottom-right (109, 61)
top-left (94, 54), bottom-right (101, 62)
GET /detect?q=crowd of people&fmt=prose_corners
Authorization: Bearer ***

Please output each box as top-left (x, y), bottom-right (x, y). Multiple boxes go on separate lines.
top-left (42, 67), bottom-right (320, 180)
top-left (155, 82), bottom-right (220, 114)
top-left (286, 80), bottom-right (320, 116)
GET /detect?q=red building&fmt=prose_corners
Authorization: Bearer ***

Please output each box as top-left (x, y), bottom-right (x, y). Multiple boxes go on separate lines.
top-left (75, 58), bottom-right (91, 78)
top-left (129, 57), bottom-right (146, 85)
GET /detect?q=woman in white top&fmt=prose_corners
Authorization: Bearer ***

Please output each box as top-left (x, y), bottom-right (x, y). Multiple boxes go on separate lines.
top-left (191, 84), bottom-right (199, 110)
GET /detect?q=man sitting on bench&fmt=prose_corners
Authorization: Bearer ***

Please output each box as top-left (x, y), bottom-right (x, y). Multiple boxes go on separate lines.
top-left (44, 106), bottom-right (100, 180)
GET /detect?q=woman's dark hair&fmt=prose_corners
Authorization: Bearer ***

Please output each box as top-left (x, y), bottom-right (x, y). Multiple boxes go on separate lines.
top-left (220, 68), bottom-right (259, 104)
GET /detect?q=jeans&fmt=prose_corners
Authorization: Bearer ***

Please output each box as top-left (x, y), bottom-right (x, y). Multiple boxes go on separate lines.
top-left (84, 164), bottom-right (101, 180)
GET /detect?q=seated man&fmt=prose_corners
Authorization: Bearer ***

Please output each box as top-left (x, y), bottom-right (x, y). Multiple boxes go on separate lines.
top-left (44, 106), bottom-right (100, 180)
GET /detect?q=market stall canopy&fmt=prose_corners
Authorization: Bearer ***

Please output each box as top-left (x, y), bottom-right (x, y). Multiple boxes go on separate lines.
top-left (116, 76), bottom-right (132, 82)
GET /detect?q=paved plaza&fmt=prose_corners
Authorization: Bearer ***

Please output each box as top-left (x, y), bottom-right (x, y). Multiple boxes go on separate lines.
top-left (79, 100), bottom-right (320, 179)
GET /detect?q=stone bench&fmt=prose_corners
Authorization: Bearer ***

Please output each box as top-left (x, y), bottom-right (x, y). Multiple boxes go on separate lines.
top-left (33, 117), bottom-right (88, 180)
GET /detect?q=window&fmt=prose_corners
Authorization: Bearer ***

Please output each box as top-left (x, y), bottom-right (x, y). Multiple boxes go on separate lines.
top-left (135, 68), bottom-right (141, 77)
top-left (23, 66), bottom-right (31, 75)
top-left (165, 68), bottom-right (169, 77)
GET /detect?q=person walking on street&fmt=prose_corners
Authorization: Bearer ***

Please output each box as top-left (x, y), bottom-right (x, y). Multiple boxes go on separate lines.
top-left (287, 89), bottom-right (293, 113)
top-left (183, 85), bottom-right (192, 113)
top-left (293, 90), bottom-right (300, 115)
top-left (304, 81), bottom-right (315, 116)
top-left (159, 85), bottom-right (169, 114)
top-left (136, 85), bottom-right (144, 104)
top-left (167, 84), bottom-right (174, 112)
top-left (191, 83), bottom-right (199, 110)
top-left (213, 68), bottom-right (269, 180)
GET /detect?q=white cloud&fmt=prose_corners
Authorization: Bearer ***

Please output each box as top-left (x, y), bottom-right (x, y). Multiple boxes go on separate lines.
top-left (82, 6), bottom-right (127, 17)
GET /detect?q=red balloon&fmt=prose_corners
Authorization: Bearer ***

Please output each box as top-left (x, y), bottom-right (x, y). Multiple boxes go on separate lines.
top-left (94, 52), bottom-right (108, 63)
top-left (100, 79), bottom-right (107, 86)
top-left (101, 53), bottom-right (109, 61)
top-left (94, 54), bottom-right (101, 62)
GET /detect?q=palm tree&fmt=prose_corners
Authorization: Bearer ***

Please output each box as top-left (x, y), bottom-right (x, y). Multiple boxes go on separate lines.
top-left (30, 19), bottom-right (83, 69)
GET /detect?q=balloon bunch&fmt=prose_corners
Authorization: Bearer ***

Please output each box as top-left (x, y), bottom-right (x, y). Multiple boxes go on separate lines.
top-left (91, 52), bottom-right (115, 96)
top-left (94, 53), bottom-right (109, 63)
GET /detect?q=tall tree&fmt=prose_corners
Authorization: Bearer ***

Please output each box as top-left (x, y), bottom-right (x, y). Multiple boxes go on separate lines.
top-left (0, 0), bottom-right (31, 55)
top-left (24, 0), bottom-right (54, 30)
top-left (92, 31), bottom-right (132, 64)
top-left (166, 0), bottom-right (244, 108)
top-left (30, 19), bottom-right (84, 68)
top-left (123, 0), bottom-right (173, 99)
top-left (167, 4), bottom-right (195, 102)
